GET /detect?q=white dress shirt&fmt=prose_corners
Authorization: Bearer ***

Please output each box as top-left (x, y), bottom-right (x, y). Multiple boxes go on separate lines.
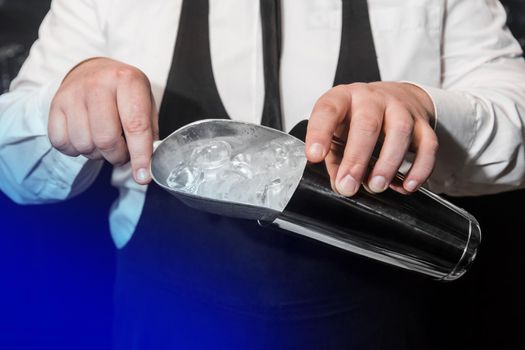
top-left (1, 0), bottom-right (525, 248)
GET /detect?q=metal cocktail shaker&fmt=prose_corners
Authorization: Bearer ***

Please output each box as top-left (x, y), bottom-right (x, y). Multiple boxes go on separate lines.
top-left (150, 119), bottom-right (481, 281)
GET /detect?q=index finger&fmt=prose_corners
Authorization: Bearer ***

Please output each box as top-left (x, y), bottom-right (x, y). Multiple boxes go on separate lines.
top-left (306, 85), bottom-right (351, 163)
top-left (116, 70), bottom-right (155, 184)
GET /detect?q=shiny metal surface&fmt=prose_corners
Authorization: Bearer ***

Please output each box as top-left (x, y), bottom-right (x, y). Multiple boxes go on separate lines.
top-left (150, 119), bottom-right (287, 221)
top-left (151, 119), bottom-right (481, 281)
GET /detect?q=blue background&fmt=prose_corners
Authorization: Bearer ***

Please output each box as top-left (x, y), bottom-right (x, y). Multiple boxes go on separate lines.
top-left (0, 165), bottom-right (117, 349)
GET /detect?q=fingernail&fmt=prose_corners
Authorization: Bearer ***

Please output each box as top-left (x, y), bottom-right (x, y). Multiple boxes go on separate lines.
top-left (369, 176), bottom-right (387, 193)
top-left (337, 174), bottom-right (359, 196)
top-left (136, 168), bottom-right (150, 183)
top-left (308, 143), bottom-right (324, 159)
top-left (405, 180), bottom-right (419, 192)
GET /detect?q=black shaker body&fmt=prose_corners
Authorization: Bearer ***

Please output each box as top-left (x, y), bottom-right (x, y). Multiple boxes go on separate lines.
top-left (268, 160), bottom-right (481, 281)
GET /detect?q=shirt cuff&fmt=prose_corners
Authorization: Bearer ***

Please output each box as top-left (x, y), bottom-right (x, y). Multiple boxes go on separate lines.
top-left (414, 85), bottom-right (480, 193)
top-left (38, 153), bottom-right (86, 198)
top-left (421, 86), bottom-right (478, 152)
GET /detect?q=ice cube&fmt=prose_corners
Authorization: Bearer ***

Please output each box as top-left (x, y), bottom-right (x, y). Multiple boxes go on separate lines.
top-left (166, 163), bottom-right (203, 191)
top-left (222, 169), bottom-right (255, 201)
top-left (262, 177), bottom-right (285, 210)
top-left (232, 153), bottom-right (251, 165)
top-left (251, 141), bottom-right (287, 171)
top-left (231, 155), bottom-right (253, 179)
top-left (190, 140), bottom-right (232, 169)
top-left (270, 140), bottom-right (290, 168)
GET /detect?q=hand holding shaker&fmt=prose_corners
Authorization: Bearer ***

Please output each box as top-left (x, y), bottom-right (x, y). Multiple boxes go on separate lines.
top-left (150, 119), bottom-right (481, 281)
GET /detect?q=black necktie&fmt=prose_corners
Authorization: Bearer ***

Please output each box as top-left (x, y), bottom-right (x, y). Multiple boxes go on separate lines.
top-left (259, 0), bottom-right (283, 131)
top-left (334, 0), bottom-right (381, 85)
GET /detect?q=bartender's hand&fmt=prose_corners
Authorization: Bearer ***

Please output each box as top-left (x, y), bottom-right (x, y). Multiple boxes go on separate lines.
top-left (48, 57), bottom-right (158, 185)
top-left (305, 82), bottom-right (437, 196)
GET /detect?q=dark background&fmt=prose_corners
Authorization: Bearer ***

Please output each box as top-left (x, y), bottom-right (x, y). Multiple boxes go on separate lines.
top-left (1, 1), bottom-right (525, 349)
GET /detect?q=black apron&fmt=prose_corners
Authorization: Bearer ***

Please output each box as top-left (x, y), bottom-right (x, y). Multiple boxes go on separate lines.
top-left (113, 1), bottom-right (436, 349)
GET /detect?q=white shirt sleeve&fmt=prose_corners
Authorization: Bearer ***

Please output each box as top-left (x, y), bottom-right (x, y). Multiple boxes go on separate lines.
top-left (0, 0), bottom-right (111, 204)
top-left (421, 0), bottom-right (525, 196)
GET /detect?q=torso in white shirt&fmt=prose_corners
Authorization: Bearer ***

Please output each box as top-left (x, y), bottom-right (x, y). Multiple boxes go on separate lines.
top-left (2, 0), bottom-right (523, 248)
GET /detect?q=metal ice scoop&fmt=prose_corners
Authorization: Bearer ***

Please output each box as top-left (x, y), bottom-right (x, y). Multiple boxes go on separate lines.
top-left (151, 119), bottom-right (298, 221)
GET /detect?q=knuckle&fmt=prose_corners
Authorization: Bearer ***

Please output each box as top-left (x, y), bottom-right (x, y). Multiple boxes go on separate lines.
top-left (378, 157), bottom-right (401, 171)
top-left (342, 154), bottom-right (369, 173)
top-left (50, 96), bottom-right (62, 111)
top-left (84, 74), bottom-right (102, 89)
top-left (426, 135), bottom-right (439, 153)
top-left (51, 91), bottom-right (72, 108)
top-left (346, 83), bottom-right (372, 98)
top-left (391, 119), bottom-right (414, 136)
top-left (93, 134), bottom-right (120, 151)
top-left (64, 150), bottom-right (80, 157)
top-left (347, 82), bottom-right (369, 91)
top-left (58, 85), bottom-right (84, 104)
top-left (123, 116), bottom-right (150, 135)
top-left (332, 84), bottom-right (350, 95)
top-left (72, 139), bottom-right (95, 154)
top-left (115, 66), bottom-right (145, 82)
top-left (427, 139), bottom-right (439, 154)
top-left (370, 89), bottom-right (384, 100)
top-left (48, 106), bottom-right (62, 124)
top-left (58, 147), bottom-right (78, 157)
top-left (362, 91), bottom-right (385, 107)
top-left (314, 100), bottom-right (340, 118)
top-left (49, 132), bottom-right (68, 150)
top-left (387, 95), bottom-right (403, 106)
top-left (354, 116), bottom-right (381, 135)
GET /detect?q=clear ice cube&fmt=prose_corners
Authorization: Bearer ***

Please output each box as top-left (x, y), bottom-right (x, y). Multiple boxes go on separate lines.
top-left (190, 140), bottom-right (232, 169)
top-left (166, 163), bottom-right (202, 191)
top-left (231, 157), bottom-right (253, 179)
